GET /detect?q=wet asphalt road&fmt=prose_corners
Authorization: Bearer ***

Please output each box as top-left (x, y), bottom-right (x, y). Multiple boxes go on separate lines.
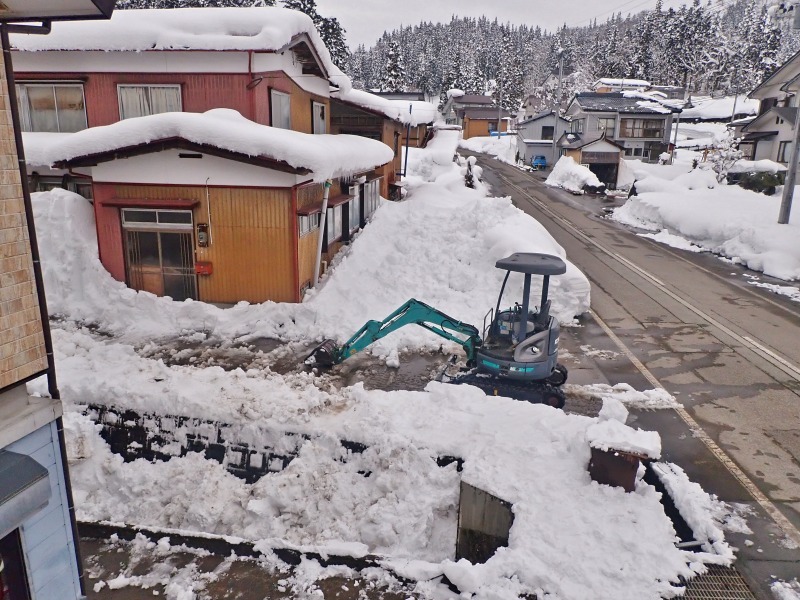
top-left (465, 152), bottom-right (800, 598)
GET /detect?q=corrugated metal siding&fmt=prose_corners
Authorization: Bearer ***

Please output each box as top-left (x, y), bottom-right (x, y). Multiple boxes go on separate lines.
top-left (95, 182), bottom-right (299, 305)
top-left (92, 183), bottom-right (126, 282)
top-left (9, 423), bottom-right (82, 600)
top-left (297, 230), bottom-right (320, 290)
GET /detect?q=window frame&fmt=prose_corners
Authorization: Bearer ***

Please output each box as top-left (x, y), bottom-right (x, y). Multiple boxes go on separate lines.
top-left (298, 212), bottom-right (321, 237)
top-left (16, 82), bottom-right (88, 133)
top-left (325, 204), bottom-right (343, 244)
top-left (619, 117), bottom-right (665, 139)
top-left (270, 89), bottom-right (292, 129)
top-left (778, 141), bottom-right (792, 163)
top-left (541, 125), bottom-right (554, 141)
top-left (570, 119), bottom-right (584, 134)
top-left (312, 101), bottom-right (327, 134)
top-left (117, 84), bottom-right (182, 120)
top-left (121, 208), bottom-right (193, 231)
top-left (596, 116), bottom-right (615, 132)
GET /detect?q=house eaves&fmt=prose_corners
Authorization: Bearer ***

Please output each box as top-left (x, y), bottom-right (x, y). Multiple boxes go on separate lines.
top-left (743, 106), bottom-right (797, 131)
top-left (749, 47), bottom-right (800, 98)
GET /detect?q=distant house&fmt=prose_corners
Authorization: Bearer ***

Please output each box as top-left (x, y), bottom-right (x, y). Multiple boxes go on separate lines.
top-left (559, 133), bottom-right (625, 188)
top-left (458, 107), bottom-right (511, 140)
top-left (330, 88), bottom-right (437, 198)
top-left (372, 90), bottom-right (426, 102)
top-left (516, 110), bottom-right (570, 167)
top-left (441, 92), bottom-right (495, 125)
top-left (591, 78), bottom-right (650, 93)
top-left (563, 92), bottom-right (677, 163)
top-left (47, 110), bottom-right (392, 304)
top-left (742, 49), bottom-right (800, 163)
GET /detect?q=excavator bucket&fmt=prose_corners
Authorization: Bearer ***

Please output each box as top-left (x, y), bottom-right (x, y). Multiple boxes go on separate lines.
top-left (304, 339), bottom-right (340, 368)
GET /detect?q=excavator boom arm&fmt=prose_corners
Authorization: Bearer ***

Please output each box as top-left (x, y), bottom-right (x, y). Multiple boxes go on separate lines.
top-left (332, 299), bottom-right (481, 364)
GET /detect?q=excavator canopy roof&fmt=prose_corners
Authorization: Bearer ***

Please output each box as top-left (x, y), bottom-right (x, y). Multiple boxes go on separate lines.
top-left (495, 253), bottom-right (567, 276)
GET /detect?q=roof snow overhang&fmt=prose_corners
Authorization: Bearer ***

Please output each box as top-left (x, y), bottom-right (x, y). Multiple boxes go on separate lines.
top-left (56, 137), bottom-right (311, 174)
top-left (283, 32), bottom-right (328, 80)
top-left (749, 48), bottom-right (800, 99)
top-left (742, 106), bottom-right (797, 131)
top-left (740, 131), bottom-right (778, 141)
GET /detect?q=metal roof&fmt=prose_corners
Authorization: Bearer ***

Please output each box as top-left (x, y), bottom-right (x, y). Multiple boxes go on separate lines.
top-left (452, 94), bottom-right (495, 105)
top-left (460, 107), bottom-right (511, 120)
top-left (572, 92), bottom-right (678, 114)
top-left (495, 253), bottom-right (567, 276)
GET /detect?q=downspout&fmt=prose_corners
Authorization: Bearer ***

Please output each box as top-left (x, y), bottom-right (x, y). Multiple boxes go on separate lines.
top-left (312, 180), bottom-right (332, 286)
top-left (290, 185), bottom-right (300, 301)
top-left (247, 50), bottom-right (256, 121)
top-left (1, 24), bottom-right (85, 596)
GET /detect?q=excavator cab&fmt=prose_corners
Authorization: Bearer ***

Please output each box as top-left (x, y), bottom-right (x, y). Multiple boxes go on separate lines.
top-left (475, 253), bottom-right (567, 385)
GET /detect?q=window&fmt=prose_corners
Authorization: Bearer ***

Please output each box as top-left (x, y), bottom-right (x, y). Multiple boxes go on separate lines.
top-left (541, 125), bottom-right (554, 140)
top-left (118, 85), bottom-right (181, 120)
top-left (271, 89), bottom-right (291, 129)
top-left (619, 118), bottom-right (665, 139)
top-left (312, 101), bottom-right (326, 134)
top-left (570, 119), bottom-right (584, 133)
top-left (298, 212), bottom-right (321, 236)
top-left (348, 197), bottom-right (361, 232)
top-left (597, 117), bottom-right (615, 132)
top-left (633, 147), bottom-right (643, 157)
top-left (325, 204), bottom-right (343, 244)
top-left (363, 178), bottom-right (381, 219)
top-left (778, 141), bottom-right (792, 163)
top-left (16, 83), bottom-right (87, 132)
top-left (488, 121), bottom-right (498, 133)
top-left (122, 208), bottom-right (193, 229)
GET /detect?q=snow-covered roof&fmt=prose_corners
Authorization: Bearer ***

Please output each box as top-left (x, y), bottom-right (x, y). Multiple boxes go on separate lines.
top-left (727, 159), bottom-right (788, 174)
top-left (333, 89), bottom-right (438, 126)
top-left (451, 94), bottom-right (494, 105)
top-left (743, 106), bottom-right (796, 131)
top-left (44, 109), bottom-right (393, 182)
top-left (593, 78), bottom-right (650, 88)
top-left (586, 419), bottom-right (662, 458)
top-left (573, 92), bottom-right (679, 114)
top-left (22, 132), bottom-right (72, 168)
top-left (680, 95), bottom-right (759, 121)
top-left (10, 7), bottom-right (350, 91)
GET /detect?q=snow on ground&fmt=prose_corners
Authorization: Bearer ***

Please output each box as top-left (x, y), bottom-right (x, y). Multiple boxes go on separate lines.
top-left (773, 579), bottom-right (800, 599)
top-left (26, 131), bottom-right (734, 599)
top-left (458, 134), bottom-right (518, 165)
top-left (613, 159), bottom-right (800, 281)
top-left (545, 156), bottom-right (603, 193)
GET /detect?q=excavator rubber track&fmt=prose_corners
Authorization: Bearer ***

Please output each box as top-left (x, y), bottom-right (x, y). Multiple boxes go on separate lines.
top-left (446, 371), bottom-right (566, 409)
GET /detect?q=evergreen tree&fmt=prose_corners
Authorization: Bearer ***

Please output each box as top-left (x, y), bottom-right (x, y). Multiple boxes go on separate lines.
top-left (380, 40), bottom-right (405, 92)
top-left (319, 17), bottom-right (349, 70)
top-left (282, 0), bottom-right (321, 27)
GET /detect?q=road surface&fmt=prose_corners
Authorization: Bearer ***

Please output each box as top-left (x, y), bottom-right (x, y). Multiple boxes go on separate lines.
top-left (467, 151), bottom-right (800, 598)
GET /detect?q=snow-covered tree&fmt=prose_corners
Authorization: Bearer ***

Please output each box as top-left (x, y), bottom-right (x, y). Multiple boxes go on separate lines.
top-left (709, 132), bottom-right (743, 182)
top-left (319, 17), bottom-right (349, 70)
top-left (380, 40), bottom-right (405, 92)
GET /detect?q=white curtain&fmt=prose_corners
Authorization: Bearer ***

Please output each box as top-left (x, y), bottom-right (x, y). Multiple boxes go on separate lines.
top-left (119, 85), bottom-right (181, 119)
top-left (119, 86), bottom-right (150, 120)
top-left (16, 85), bottom-right (32, 131)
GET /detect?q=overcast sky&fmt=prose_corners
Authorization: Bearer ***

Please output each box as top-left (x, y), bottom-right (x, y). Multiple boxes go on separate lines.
top-left (315, 0), bottom-right (686, 49)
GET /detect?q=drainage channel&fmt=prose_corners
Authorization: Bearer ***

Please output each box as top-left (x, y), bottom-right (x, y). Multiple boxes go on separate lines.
top-left (644, 464), bottom-right (757, 600)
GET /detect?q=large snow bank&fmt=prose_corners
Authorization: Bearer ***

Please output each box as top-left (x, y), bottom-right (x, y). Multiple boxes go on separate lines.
top-left (39, 109), bottom-right (393, 183)
top-left (728, 159), bottom-right (787, 174)
top-left (32, 137), bottom-right (588, 350)
top-left (545, 156), bottom-right (603, 192)
top-left (458, 135), bottom-right (517, 165)
top-left (11, 7), bottom-right (351, 91)
top-left (680, 95), bottom-right (759, 121)
top-left (612, 165), bottom-right (800, 280)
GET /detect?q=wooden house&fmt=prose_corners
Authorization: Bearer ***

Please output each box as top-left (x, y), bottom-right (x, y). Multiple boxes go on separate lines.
top-left (516, 110), bottom-right (570, 167)
top-left (558, 133), bottom-right (624, 188)
top-left (459, 108), bottom-right (511, 140)
top-left (10, 7), bottom-right (350, 190)
top-left (48, 110), bottom-right (393, 305)
top-left (330, 89), bottom-right (437, 198)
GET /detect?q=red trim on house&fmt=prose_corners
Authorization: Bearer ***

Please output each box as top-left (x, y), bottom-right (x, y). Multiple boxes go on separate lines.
top-left (99, 197), bottom-right (200, 209)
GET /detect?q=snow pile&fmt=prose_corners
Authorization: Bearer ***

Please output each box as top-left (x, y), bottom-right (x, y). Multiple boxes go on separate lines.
top-left (568, 383), bottom-right (680, 409)
top-left (773, 580), bottom-right (800, 600)
top-left (545, 156), bottom-right (603, 192)
top-left (458, 134), bottom-right (517, 165)
top-left (672, 122), bottom-right (729, 150)
top-left (612, 164), bottom-right (800, 280)
top-left (38, 109), bottom-right (393, 183)
top-left (728, 159), bottom-right (787, 174)
top-left (11, 7), bottom-right (351, 90)
top-left (651, 462), bottom-right (735, 561)
top-left (334, 89), bottom-right (438, 126)
top-left (586, 396), bottom-right (662, 457)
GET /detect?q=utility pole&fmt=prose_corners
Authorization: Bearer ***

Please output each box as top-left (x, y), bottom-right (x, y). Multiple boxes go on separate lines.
top-left (550, 50), bottom-right (564, 165)
top-left (778, 96), bottom-right (800, 224)
top-left (497, 79), bottom-right (503, 137)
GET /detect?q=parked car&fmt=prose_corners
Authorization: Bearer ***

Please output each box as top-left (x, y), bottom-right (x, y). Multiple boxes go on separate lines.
top-left (531, 155), bottom-right (547, 170)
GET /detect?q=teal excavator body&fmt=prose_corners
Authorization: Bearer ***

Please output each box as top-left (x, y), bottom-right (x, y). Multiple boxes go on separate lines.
top-left (306, 252), bottom-right (569, 408)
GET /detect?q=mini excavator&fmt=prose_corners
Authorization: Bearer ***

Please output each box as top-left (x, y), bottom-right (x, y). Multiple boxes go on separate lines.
top-left (306, 252), bottom-right (569, 408)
